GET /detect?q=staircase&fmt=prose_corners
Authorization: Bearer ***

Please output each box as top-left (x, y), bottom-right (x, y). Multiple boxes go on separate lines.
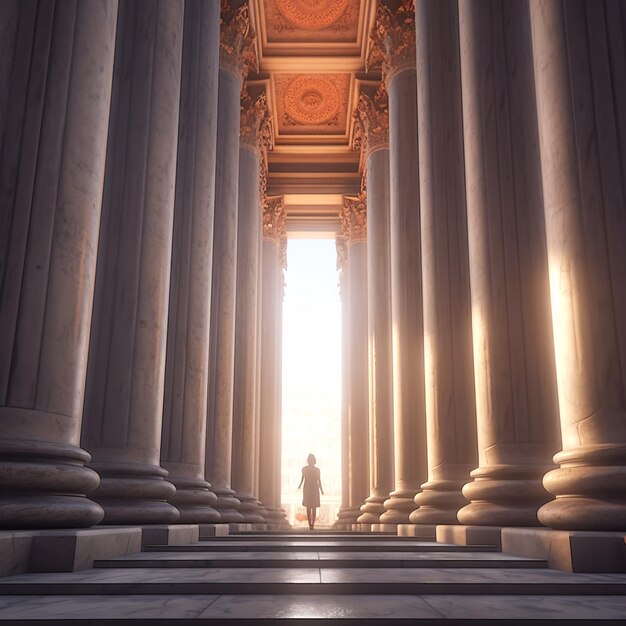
top-left (0, 530), bottom-right (625, 623)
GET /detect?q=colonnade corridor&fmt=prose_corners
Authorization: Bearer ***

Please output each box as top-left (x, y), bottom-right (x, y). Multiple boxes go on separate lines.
top-left (1, 0), bottom-right (626, 622)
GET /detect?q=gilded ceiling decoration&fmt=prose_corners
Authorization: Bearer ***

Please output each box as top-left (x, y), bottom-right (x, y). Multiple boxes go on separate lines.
top-left (275, 73), bottom-right (351, 135)
top-left (264, 0), bottom-right (360, 42)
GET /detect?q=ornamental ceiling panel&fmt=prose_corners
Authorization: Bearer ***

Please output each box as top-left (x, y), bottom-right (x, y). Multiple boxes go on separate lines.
top-left (273, 73), bottom-right (352, 136)
top-left (264, 0), bottom-right (361, 43)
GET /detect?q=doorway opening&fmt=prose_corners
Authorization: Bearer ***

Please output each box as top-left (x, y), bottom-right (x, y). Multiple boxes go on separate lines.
top-left (280, 238), bottom-right (342, 527)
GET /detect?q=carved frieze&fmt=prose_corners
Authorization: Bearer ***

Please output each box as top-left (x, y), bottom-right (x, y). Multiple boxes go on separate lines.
top-left (341, 192), bottom-right (367, 244)
top-left (220, 1), bottom-right (258, 80)
top-left (367, 0), bottom-right (416, 85)
top-left (352, 82), bottom-right (389, 164)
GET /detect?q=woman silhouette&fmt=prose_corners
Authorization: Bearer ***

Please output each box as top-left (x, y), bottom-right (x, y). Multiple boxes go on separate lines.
top-left (297, 453), bottom-right (324, 530)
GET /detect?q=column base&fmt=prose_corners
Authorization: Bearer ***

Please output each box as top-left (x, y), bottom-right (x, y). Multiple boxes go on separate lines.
top-left (236, 494), bottom-right (268, 523)
top-left (166, 475), bottom-right (221, 523)
top-left (538, 444), bottom-right (626, 531)
top-left (372, 523), bottom-right (401, 533)
top-left (379, 488), bottom-right (419, 524)
top-left (0, 438), bottom-right (104, 529)
top-left (397, 523), bottom-right (437, 539)
top-left (501, 527), bottom-right (626, 572)
top-left (458, 464), bottom-right (553, 527)
top-left (410, 479), bottom-right (468, 525)
top-left (357, 495), bottom-right (387, 523)
top-left (212, 487), bottom-right (244, 523)
top-left (266, 507), bottom-right (290, 529)
top-left (88, 462), bottom-right (180, 525)
top-left (336, 506), bottom-right (361, 525)
top-left (140, 524), bottom-right (199, 548)
top-left (0, 527), bottom-right (141, 577)
top-left (198, 523), bottom-right (230, 538)
top-left (436, 524), bottom-right (503, 550)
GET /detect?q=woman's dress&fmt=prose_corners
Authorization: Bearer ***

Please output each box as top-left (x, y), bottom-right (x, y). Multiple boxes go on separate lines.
top-left (301, 465), bottom-right (321, 508)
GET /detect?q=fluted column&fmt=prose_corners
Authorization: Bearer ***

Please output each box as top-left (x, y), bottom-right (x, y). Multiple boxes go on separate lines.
top-left (456, 0), bottom-right (560, 527)
top-left (259, 197), bottom-right (288, 526)
top-left (81, 0), bottom-right (183, 524)
top-left (160, 0), bottom-right (221, 524)
top-left (370, 1), bottom-right (427, 524)
top-left (410, 0), bottom-right (477, 526)
top-left (353, 87), bottom-right (395, 524)
top-left (340, 194), bottom-right (369, 525)
top-left (530, 0), bottom-right (626, 531)
top-left (205, 2), bottom-right (256, 523)
top-left (0, 0), bottom-right (118, 528)
top-left (231, 85), bottom-right (272, 524)
top-left (335, 236), bottom-right (352, 527)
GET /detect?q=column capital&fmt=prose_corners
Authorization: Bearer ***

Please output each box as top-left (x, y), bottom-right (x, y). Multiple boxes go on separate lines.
top-left (341, 192), bottom-right (367, 245)
top-left (367, 0), bottom-right (416, 86)
top-left (263, 195), bottom-right (286, 244)
top-left (240, 84), bottom-right (273, 155)
top-left (352, 82), bottom-right (389, 165)
top-left (336, 235), bottom-right (349, 275)
top-left (220, 1), bottom-right (258, 81)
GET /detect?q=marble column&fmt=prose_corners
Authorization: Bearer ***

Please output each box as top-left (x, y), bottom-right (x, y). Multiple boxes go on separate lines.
top-left (81, 0), bottom-right (183, 524)
top-left (0, 0), bottom-right (118, 528)
top-left (335, 236), bottom-right (353, 527)
top-left (456, 0), bottom-right (560, 527)
top-left (369, 1), bottom-right (427, 524)
top-left (353, 88), bottom-right (395, 524)
top-left (410, 0), bottom-right (477, 525)
top-left (259, 197), bottom-right (288, 526)
top-left (160, 0), bottom-right (221, 524)
top-left (204, 3), bottom-right (256, 524)
top-left (231, 86), bottom-right (272, 524)
top-left (530, 0), bottom-right (626, 531)
top-left (341, 195), bottom-right (369, 525)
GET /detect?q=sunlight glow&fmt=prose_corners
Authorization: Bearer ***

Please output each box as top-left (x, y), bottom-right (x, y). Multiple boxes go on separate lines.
top-left (280, 238), bottom-right (342, 528)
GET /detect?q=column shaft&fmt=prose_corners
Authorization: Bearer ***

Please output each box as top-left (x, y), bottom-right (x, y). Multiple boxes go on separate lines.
top-left (232, 143), bottom-right (265, 523)
top-left (160, 0), bottom-right (221, 524)
top-left (0, 0), bottom-right (118, 528)
top-left (530, 0), bottom-right (626, 530)
top-left (411, 0), bottom-right (477, 525)
top-left (457, 0), bottom-right (560, 527)
top-left (358, 149), bottom-right (394, 524)
top-left (381, 67), bottom-right (427, 523)
top-left (81, 0), bottom-right (183, 524)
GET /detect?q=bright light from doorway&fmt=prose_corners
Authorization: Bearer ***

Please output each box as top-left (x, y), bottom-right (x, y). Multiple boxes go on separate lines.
top-left (280, 238), bottom-right (342, 528)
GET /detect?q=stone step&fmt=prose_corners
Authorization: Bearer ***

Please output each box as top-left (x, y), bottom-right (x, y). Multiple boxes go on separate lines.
top-left (144, 541), bottom-right (498, 553)
top-left (1, 567), bottom-right (624, 596)
top-left (226, 533), bottom-right (399, 540)
top-left (1, 593), bottom-right (626, 624)
top-left (94, 550), bottom-right (546, 569)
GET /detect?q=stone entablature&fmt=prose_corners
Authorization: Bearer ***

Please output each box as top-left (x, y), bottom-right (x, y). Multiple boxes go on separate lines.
top-left (367, 0), bottom-right (416, 85)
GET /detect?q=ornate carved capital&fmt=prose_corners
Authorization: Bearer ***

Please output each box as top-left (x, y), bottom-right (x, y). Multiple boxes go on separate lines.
top-left (279, 236), bottom-right (288, 272)
top-left (220, 1), bottom-right (258, 81)
top-left (263, 195), bottom-right (286, 244)
top-left (336, 235), bottom-right (349, 276)
top-left (341, 192), bottom-right (367, 244)
top-left (240, 86), bottom-right (273, 155)
top-left (367, 0), bottom-right (416, 85)
top-left (352, 82), bottom-right (389, 164)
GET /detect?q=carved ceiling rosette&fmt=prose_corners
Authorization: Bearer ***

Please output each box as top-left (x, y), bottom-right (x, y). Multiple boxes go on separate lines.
top-left (283, 75), bottom-right (341, 128)
top-left (367, 0), bottom-right (416, 85)
top-left (341, 192), bottom-right (367, 245)
top-left (352, 82), bottom-right (389, 166)
top-left (263, 195), bottom-right (286, 244)
top-left (220, 1), bottom-right (258, 80)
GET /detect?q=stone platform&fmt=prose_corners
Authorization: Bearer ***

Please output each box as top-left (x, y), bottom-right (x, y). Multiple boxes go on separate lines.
top-left (0, 530), bottom-right (625, 622)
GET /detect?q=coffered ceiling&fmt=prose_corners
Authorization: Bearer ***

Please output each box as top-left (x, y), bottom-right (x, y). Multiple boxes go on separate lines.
top-left (248, 0), bottom-right (379, 230)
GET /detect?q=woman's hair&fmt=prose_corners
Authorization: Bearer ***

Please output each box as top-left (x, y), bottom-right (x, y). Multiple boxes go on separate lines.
top-left (306, 453), bottom-right (316, 465)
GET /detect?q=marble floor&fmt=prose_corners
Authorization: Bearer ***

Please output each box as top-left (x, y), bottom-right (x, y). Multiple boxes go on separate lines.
top-left (0, 530), bottom-right (625, 623)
